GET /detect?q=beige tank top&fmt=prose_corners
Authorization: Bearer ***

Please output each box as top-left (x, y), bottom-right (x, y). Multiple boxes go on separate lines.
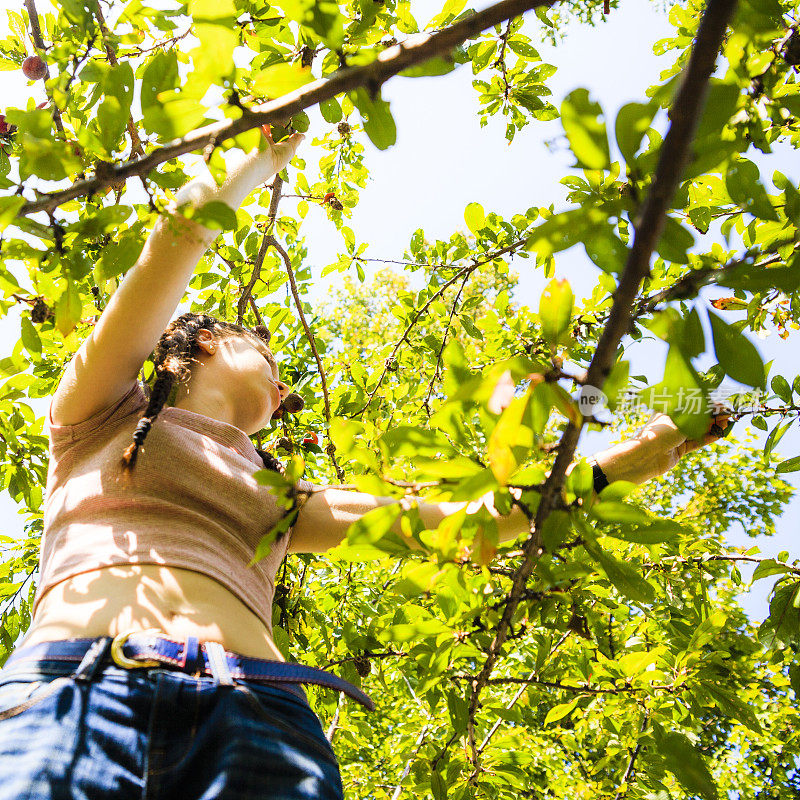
top-left (35, 381), bottom-right (313, 634)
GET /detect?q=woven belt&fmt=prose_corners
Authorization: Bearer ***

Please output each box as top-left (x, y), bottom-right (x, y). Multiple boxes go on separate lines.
top-left (4, 630), bottom-right (374, 712)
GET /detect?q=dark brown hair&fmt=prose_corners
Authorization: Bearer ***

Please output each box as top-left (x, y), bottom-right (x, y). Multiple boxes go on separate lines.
top-left (119, 312), bottom-right (285, 476)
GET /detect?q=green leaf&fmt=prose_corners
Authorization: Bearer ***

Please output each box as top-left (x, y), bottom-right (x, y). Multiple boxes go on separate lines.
top-left (591, 501), bottom-right (651, 525)
top-left (688, 610), bottom-right (727, 650)
top-left (544, 698), bottom-right (580, 726)
top-left (346, 502), bottom-right (403, 546)
top-left (705, 684), bottom-right (762, 734)
top-left (20, 314), bottom-right (42, 356)
top-left (379, 425), bottom-right (458, 459)
top-left (759, 581), bottom-right (800, 647)
top-left (349, 87), bottom-right (396, 150)
top-left (95, 226), bottom-right (146, 282)
top-left (725, 158), bottom-right (780, 221)
top-left (272, 0), bottom-right (345, 49)
top-left (708, 309), bottom-right (765, 387)
top-left (97, 62), bottom-right (135, 154)
top-left (640, 345), bottom-right (709, 440)
top-left (764, 419), bottom-right (791, 458)
top-left (694, 78), bottom-right (741, 139)
top-left (525, 207), bottom-right (607, 258)
top-left (252, 63), bottom-right (314, 98)
top-left (776, 456), bottom-right (800, 473)
top-left (561, 88), bottom-right (611, 170)
top-left (54, 280), bottom-right (83, 338)
top-left (614, 100), bottom-right (657, 164)
top-left (587, 543), bottom-right (655, 605)
top-left (771, 375), bottom-right (792, 403)
top-left (399, 55), bottom-right (457, 77)
top-left (751, 558), bottom-right (792, 582)
top-left (654, 216), bottom-right (694, 265)
top-left (141, 51), bottom-right (179, 111)
top-left (583, 225), bottom-right (628, 274)
top-left (539, 278), bottom-right (574, 347)
top-left (604, 519), bottom-right (685, 544)
top-left (185, 200), bottom-right (238, 231)
top-left (655, 730), bottom-right (718, 800)
top-left (464, 202), bottom-right (486, 236)
top-left (319, 96), bottom-right (342, 124)
top-left (0, 196), bottom-right (24, 232)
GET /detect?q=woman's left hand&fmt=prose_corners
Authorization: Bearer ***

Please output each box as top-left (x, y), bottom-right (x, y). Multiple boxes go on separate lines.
top-left (595, 408), bottom-right (732, 485)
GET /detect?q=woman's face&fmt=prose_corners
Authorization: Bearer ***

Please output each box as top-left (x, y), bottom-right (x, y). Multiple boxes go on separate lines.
top-left (189, 328), bottom-right (291, 433)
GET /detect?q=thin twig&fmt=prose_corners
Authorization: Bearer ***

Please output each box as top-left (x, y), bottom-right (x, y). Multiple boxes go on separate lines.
top-left (612, 711), bottom-right (650, 800)
top-left (267, 233), bottom-right (345, 482)
top-left (348, 237), bottom-right (526, 417)
top-left (93, 1), bottom-right (146, 157)
top-left (23, 0), bottom-right (67, 140)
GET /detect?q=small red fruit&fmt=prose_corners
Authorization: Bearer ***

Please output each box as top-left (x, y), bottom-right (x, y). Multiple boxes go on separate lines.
top-left (320, 192), bottom-right (335, 205)
top-left (302, 432), bottom-right (319, 446)
top-left (22, 55), bottom-right (47, 81)
top-left (0, 114), bottom-right (10, 136)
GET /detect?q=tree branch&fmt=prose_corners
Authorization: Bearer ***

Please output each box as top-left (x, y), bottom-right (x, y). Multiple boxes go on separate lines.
top-left (93, 0), bottom-right (146, 158)
top-left (17, 0), bottom-right (559, 218)
top-left (23, 0), bottom-right (67, 140)
top-left (463, 0), bottom-right (738, 737)
top-left (267, 232), bottom-right (345, 482)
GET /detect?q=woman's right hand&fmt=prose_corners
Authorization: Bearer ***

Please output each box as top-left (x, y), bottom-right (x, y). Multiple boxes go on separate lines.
top-left (257, 124), bottom-right (305, 177)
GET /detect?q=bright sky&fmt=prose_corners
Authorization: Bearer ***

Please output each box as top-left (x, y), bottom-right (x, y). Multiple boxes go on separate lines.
top-left (0, 0), bottom-right (797, 623)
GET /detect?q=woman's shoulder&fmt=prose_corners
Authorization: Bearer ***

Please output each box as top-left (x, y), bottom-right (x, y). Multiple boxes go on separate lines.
top-left (47, 380), bottom-right (149, 451)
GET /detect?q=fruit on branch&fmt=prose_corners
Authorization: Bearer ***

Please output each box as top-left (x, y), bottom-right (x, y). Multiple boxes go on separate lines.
top-left (302, 432), bottom-right (319, 446)
top-left (282, 393), bottom-right (304, 414)
top-left (385, 356), bottom-right (398, 372)
top-left (22, 55), bottom-right (47, 81)
top-left (337, 122), bottom-right (351, 136)
top-left (320, 192), bottom-right (335, 205)
top-left (276, 437), bottom-right (293, 451)
top-left (353, 655), bottom-right (371, 677)
top-left (31, 297), bottom-right (51, 324)
top-left (299, 45), bottom-right (315, 68)
top-left (0, 114), bottom-right (15, 137)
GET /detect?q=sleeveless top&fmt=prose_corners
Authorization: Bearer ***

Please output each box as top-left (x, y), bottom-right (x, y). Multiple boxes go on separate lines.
top-left (34, 381), bottom-right (314, 634)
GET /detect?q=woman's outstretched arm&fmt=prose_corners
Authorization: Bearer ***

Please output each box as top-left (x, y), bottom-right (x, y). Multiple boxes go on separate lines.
top-left (288, 411), bottom-right (730, 555)
top-left (50, 131), bottom-right (304, 428)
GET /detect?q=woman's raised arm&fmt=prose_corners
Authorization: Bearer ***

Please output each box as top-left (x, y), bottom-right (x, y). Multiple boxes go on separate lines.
top-left (50, 131), bottom-right (304, 428)
top-left (288, 411), bottom-right (731, 556)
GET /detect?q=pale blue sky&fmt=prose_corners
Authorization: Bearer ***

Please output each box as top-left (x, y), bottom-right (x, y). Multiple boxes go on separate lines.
top-left (0, 0), bottom-right (797, 622)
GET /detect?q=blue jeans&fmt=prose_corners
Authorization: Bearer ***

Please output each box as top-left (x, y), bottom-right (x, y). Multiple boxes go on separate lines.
top-left (0, 641), bottom-right (344, 799)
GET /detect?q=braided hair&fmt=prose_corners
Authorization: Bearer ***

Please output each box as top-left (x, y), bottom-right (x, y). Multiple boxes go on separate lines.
top-left (120, 312), bottom-right (295, 477)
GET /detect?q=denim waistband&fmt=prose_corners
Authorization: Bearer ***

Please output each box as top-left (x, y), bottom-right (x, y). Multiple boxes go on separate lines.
top-left (1, 634), bottom-right (374, 711)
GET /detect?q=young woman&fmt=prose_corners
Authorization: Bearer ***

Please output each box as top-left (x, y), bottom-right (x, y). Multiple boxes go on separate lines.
top-left (0, 128), bottom-right (728, 799)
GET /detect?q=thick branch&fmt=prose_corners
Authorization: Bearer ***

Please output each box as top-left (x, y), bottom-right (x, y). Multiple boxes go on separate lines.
top-left (17, 0), bottom-right (558, 217)
top-left (465, 0), bottom-right (738, 727)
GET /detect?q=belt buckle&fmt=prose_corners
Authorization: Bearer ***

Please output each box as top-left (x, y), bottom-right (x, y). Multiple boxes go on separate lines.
top-left (110, 628), bottom-right (165, 669)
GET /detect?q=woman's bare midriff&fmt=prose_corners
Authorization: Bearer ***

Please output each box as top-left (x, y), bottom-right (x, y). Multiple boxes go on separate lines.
top-left (17, 564), bottom-right (286, 662)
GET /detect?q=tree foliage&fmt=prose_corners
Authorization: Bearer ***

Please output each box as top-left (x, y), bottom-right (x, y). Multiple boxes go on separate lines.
top-left (1, 0), bottom-right (800, 797)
